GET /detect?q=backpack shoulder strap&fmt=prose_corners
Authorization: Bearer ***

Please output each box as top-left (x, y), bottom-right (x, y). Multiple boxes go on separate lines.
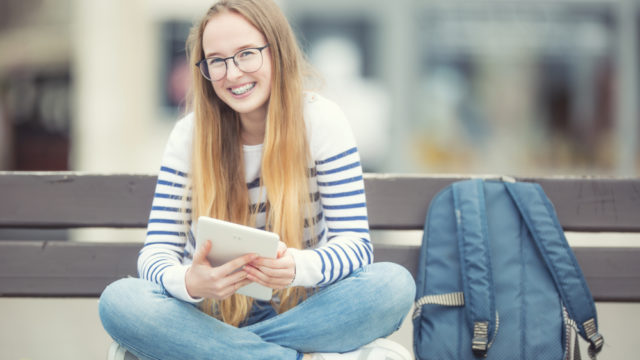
top-left (504, 181), bottom-right (604, 358)
top-left (452, 179), bottom-right (496, 358)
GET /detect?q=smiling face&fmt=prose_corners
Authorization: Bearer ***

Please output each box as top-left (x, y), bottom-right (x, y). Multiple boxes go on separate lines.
top-left (202, 11), bottom-right (272, 123)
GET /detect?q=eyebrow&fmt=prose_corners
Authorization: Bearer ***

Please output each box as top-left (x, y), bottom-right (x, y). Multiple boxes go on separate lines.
top-left (204, 43), bottom-right (262, 58)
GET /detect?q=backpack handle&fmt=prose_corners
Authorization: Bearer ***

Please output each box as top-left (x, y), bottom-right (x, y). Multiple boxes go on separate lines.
top-left (503, 182), bottom-right (604, 357)
top-left (452, 179), bottom-right (497, 358)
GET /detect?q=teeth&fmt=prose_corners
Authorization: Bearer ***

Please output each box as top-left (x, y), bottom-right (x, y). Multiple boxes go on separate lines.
top-left (231, 83), bottom-right (255, 95)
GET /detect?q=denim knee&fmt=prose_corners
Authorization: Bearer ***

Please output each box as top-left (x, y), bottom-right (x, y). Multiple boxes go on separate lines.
top-left (366, 262), bottom-right (416, 326)
top-left (98, 277), bottom-right (145, 338)
top-left (379, 262), bottom-right (415, 302)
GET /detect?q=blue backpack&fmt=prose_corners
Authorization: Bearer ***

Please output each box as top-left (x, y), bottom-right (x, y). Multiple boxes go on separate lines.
top-left (413, 179), bottom-right (604, 360)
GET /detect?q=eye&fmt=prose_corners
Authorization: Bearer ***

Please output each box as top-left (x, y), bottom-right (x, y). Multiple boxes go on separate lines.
top-left (237, 49), bottom-right (258, 59)
top-left (208, 58), bottom-right (225, 67)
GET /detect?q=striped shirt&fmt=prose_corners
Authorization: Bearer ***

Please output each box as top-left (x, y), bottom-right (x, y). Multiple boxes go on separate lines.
top-left (138, 92), bottom-right (372, 302)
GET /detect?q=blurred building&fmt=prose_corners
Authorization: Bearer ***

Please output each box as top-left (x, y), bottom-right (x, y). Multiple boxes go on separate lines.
top-left (0, 0), bottom-right (638, 176)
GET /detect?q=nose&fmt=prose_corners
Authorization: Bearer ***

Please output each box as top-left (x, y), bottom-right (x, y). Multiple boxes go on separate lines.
top-left (225, 59), bottom-right (243, 80)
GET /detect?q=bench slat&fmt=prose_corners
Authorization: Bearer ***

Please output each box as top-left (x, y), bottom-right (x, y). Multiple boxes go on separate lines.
top-left (1, 241), bottom-right (638, 301)
top-left (1, 173), bottom-right (640, 232)
top-left (0, 173), bottom-right (156, 228)
top-left (365, 175), bottom-right (640, 231)
top-left (0, 241), bottom-right (140, 297)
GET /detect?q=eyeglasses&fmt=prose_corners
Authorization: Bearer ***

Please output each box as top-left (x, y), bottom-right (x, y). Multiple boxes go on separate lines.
top-left (196, 44), bottom-right (269, 81)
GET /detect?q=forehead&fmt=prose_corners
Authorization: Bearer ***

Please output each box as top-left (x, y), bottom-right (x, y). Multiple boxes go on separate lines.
top-left (202, 11), bottom-right (266, 56)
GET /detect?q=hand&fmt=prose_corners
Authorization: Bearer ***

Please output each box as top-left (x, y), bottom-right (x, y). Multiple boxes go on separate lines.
top-left (244, 241), bottom-right (296, 290)
top-left (185, 240), bottom-right (257, 300)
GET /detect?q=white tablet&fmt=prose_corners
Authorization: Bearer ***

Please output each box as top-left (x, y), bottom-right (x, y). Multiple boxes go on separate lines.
top-left (195, 216), bottom-right (279, 301)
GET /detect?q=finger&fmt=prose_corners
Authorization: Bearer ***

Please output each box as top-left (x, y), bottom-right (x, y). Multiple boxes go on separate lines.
top-left (248, 264), bottom-right (292, 279)
top-left (231, 279), bottom-right (253, 294)
top-left (245, 267), bottom-right (273, 288)
top-left (215, 269), bottom-right (249, 290)
top-left (215, 278), bottom-right (253, 300)
top-left (276, 241), bottom-right (287, 258)
top-left (244, 265), bottom-right (292, 289)
top-left (251, 256), bottom-right (289, 269)
top-left (216, 253), bottom-right (259, 276)
top-left (193, 240), bottom-right (212, 264)
top-left (246, 271), bottom-right (288, 290)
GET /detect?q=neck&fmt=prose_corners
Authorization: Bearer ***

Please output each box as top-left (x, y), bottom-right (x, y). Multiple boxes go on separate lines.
top-left (240, 112), bottom-right (266, 146)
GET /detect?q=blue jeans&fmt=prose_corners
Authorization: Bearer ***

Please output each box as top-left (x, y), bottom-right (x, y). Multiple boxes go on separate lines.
top-left (99, 262), bottom-right (415, 360)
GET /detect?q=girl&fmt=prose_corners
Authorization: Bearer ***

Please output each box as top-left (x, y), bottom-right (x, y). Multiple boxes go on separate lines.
top-left (99, 1), bottom-right (415, 359)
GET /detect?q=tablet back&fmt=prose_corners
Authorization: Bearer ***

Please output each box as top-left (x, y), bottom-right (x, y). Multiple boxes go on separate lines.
top-left (196, 216), bottom-right (279, 300)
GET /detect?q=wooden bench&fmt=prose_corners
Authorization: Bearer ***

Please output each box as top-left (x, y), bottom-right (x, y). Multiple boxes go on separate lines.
top-left (1, 172), bottom-right (639, 302)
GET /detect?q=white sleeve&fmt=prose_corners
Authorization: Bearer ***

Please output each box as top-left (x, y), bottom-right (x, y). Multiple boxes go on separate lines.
top-left (137, 114), bottom-right (202, 303)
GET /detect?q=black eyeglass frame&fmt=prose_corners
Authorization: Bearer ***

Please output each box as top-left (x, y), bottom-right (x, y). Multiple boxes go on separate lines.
top-left (196, 44), bottom-right (270, 81)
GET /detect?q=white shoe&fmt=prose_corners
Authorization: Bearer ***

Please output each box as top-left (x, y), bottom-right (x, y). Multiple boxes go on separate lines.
top-left (313, 338), bottom-right (413, 360)
top-left (107, 342), bottom-right (139, 360)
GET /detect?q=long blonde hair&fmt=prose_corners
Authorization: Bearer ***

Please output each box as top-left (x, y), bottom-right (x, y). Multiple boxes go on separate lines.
top-left (186, 0), bottom-right (314, 327)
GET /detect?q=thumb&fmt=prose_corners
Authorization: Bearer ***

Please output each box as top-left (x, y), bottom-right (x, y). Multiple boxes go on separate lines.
top-left (277, 241), bottom-right (287, 258)
top-left (193, 239), bottom-right (212, 264)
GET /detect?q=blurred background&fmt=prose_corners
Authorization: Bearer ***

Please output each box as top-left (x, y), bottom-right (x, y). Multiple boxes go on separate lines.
top-left (0, 0), bottom-right (638, 358)
top-left (1, 0), bottom-right (638, 176)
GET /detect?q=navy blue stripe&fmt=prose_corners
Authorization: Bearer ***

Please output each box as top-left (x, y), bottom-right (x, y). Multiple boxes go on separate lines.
top-left (304, 212), bottom-right (324, 228)
top-left (154, 193), bottom-right (191, 201)
top-left (353, 242), bottom-right (364, 259)
top-left (331, 244), bottom-right (353, 276)
top-left (347, 243), bottom-right (363, 268)
top-left (321, 189), bottom-right (365, 199)
top-left (313, 249), bottom-right (327, 285)
top-left (362, 237), bottom-right (373, 247)
top-left (308, 167), bottom-right (317, 177)
top-left (336, 244), bottom-right (354, 275)
top-left (316, 162), bottom-right (360, 176)
top-left (153, 264), bottom-right (171, 284)
top-left (325, 215), bottom-right (368, 222)
top-left (145, 257), bottom-right (169, 281)
top-left (360, 239), bottom-right (373, 259)
top-left (142, 258), bottom-right (156, 280)
top-left (147, 259), bottom-right (168, 282)
top-left (247, 177), bottom-right (261, 190)
top-left (315, 147), bottom-right (358, 165)
top-left (138, 248), bottom-right (181, 259)
top-left (328, 228), bottom-right (369, 233)
top-left (143, 241), bottom-right (185, 248)
top-left (149, 219), bottom-right (184, 225)
top-left (250, 202), bottom-right (268, 213)
top-left (312, 228), bottom-right (326, 246)
top-left (151, 206), bottom-right (191, 213)
top-left (321, 248), bottom-right (335, 284)
top-left (362, 239), bottom-right (373, 264)
top-left (322, 203), bottom-right (366, 210)
top-left (328, 246), bottom-right (344, 281)
top-left (317, 175), bottom-right (363, 187)
top-left (142, 241), bottom-right (184, 250)
top-left (160, 166), bottom-right (188, 178)
top-left (147, 231), bottom-right (186, 237)
top-left (188, 230), bottom-right (196, 247)
top-left (157, 180), bottom-right (185, 188)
